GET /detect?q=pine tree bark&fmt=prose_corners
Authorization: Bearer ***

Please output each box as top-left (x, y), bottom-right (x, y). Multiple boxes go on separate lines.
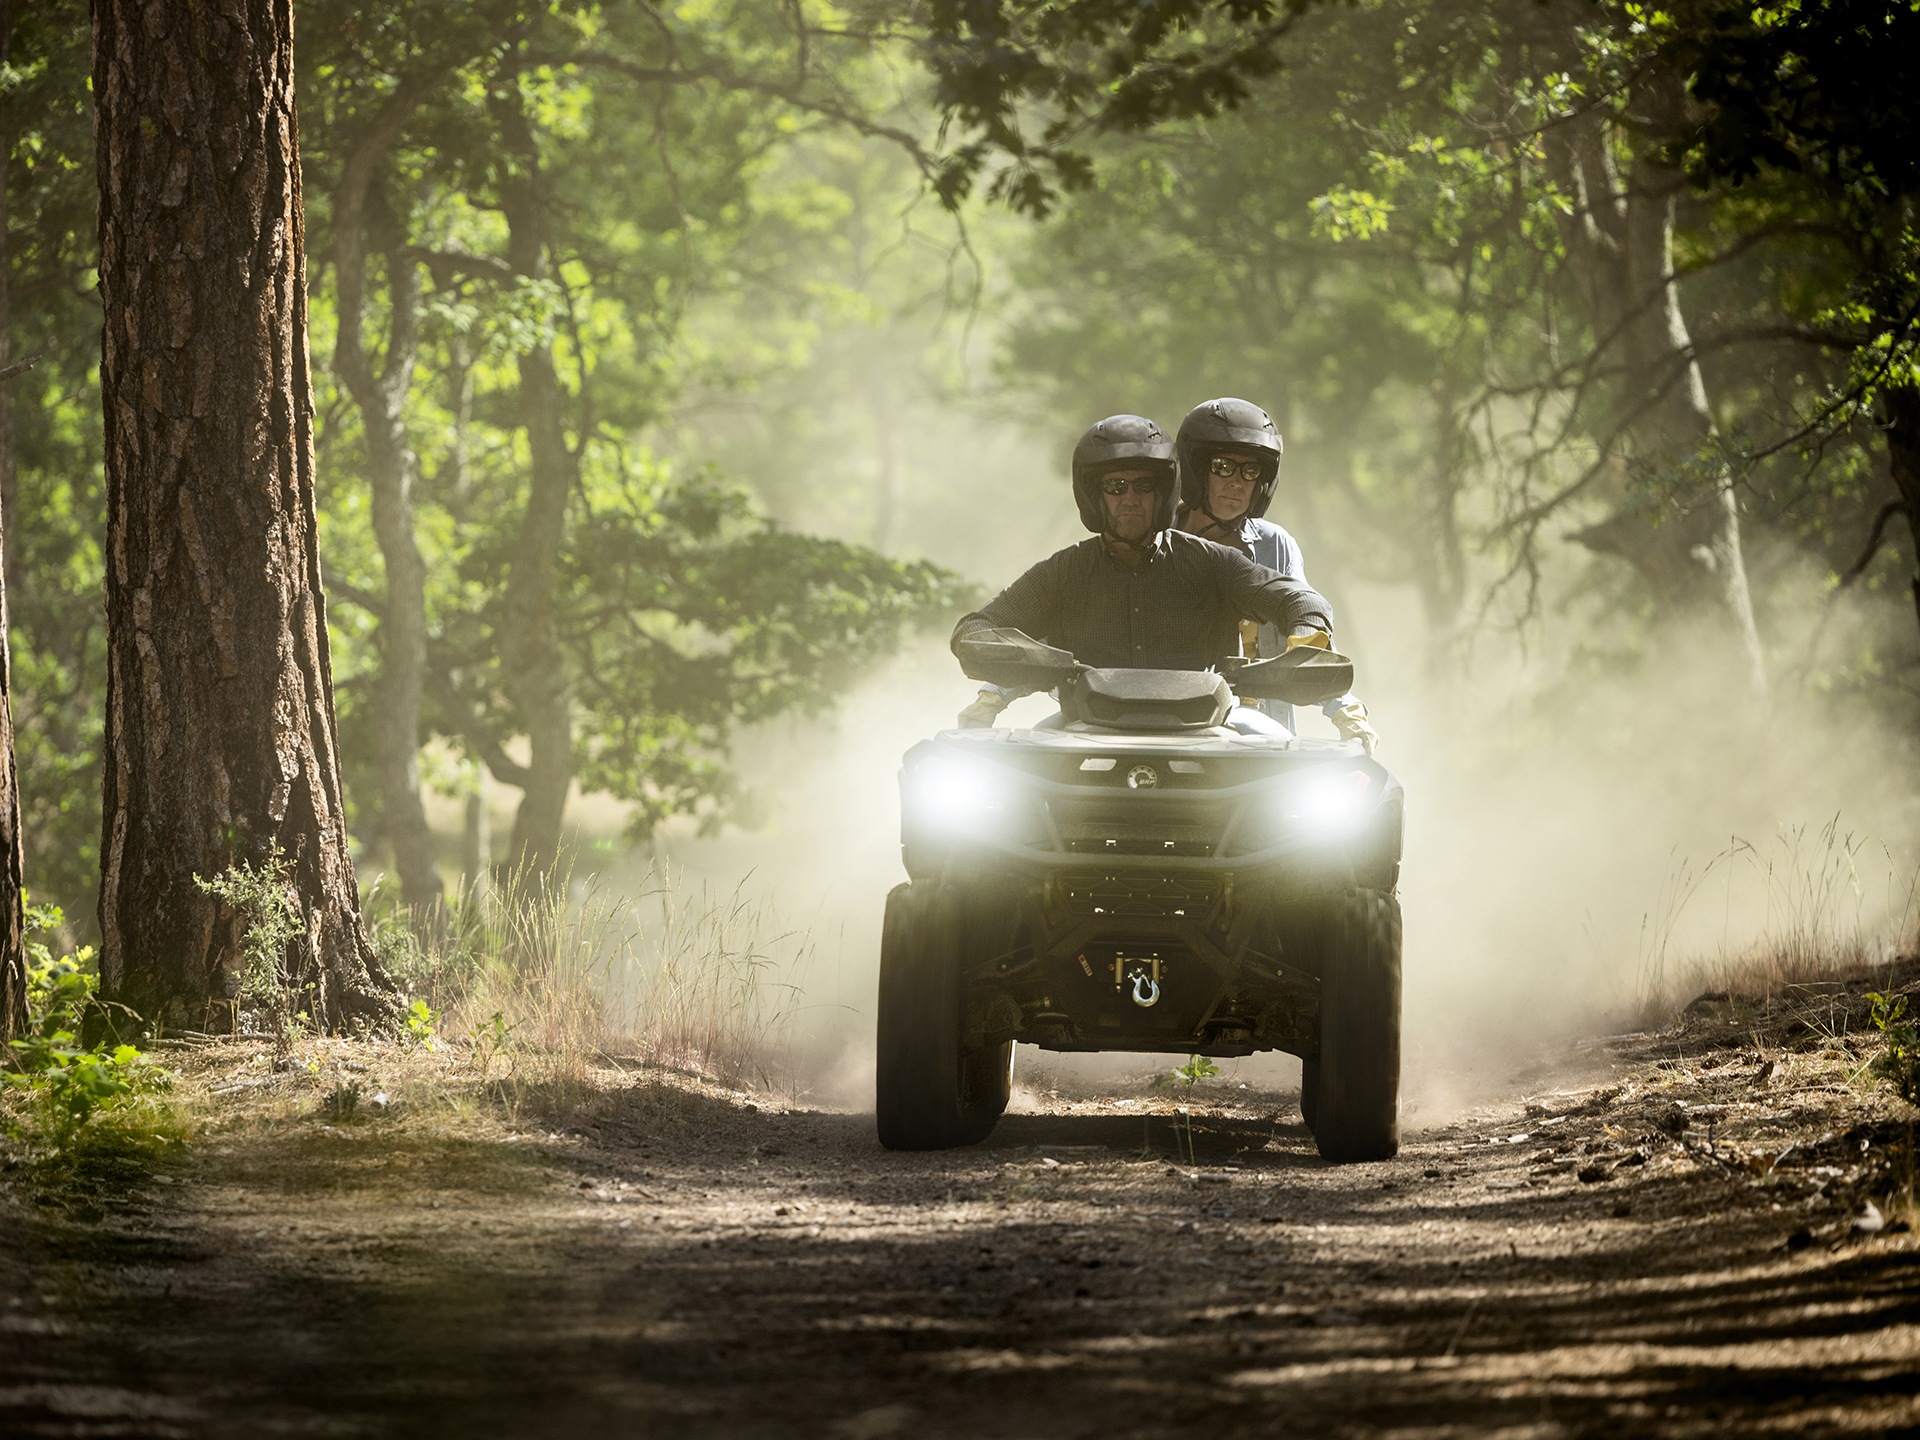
top-left (1548, 102), bottom-right (1767, 694)
top-left (332, 84), bottom-right (441, 910)
top-left (492, 85), bottom-right (574, 880)
top-left (0, 0), bottom-right (28, 1038)
top-left (93, 0), bottom-right (390, 1028)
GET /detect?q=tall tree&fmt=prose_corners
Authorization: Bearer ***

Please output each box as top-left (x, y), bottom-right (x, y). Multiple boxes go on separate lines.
top-left (0, 0), bottom-right (26, 1036)
top-left (1540, 67), bottom-right (1766, 691)
top-left (298, 2), bottom-right (964, 879)
top-left (1667, 0), bottom-right (1920, 637)
top-left (0, 0), bottom-right (109, 936)
top-left (330, 76), bottom-right (443, 908)
top-left (92, 0), bottom-right (388, 1027)
top-left (489, 74), bottom-right (577, 880)
top-left (919, 0), bottom-right (1774, 678)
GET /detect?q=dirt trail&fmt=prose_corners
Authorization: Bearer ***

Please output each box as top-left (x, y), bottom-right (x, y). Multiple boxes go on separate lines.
top-left (4, 991), bottom-right (1920, 1439)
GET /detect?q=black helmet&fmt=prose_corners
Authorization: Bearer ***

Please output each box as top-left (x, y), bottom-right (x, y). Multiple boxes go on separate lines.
top-left (1070, 414), bottom-right (1177, 535)
top-left (1176, 398), bottom-right (1284, 520)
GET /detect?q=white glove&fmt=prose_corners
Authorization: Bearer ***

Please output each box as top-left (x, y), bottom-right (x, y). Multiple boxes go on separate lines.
top-left (957, 687), bottom-right (1012, 730)
top-left (1331, 700), bottom-right (1379, 755)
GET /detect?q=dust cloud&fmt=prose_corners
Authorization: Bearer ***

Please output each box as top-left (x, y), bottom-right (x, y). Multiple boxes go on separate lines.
top-left (643, 554), bottom-right (1919, 1125)
top-left (632, 287), bottom-right (1920, 1123)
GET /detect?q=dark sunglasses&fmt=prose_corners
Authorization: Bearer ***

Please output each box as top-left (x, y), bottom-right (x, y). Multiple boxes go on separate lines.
top-left (1208, 456), bottom-right (1264, 483)
top-left (1098, 476), bottom-right (1163, 496)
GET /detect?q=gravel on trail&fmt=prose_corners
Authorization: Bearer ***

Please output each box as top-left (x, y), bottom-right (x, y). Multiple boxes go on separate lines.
top-left (3, 982), bottom-right (1918, 1439)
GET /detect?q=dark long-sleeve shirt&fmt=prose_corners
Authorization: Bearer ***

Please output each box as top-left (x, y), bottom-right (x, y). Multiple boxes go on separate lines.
top-left (951, 530), bottom-right (1333, 674)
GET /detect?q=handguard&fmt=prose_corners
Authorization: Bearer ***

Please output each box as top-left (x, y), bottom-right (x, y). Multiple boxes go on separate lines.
top-left (952, 625), bottom-right (1085, 691)
top-left (1221, 646), bottom-right (1355, 706)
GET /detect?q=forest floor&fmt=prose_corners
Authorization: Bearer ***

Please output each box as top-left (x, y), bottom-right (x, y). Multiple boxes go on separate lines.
top-left (3, 966), bottom-right (1920, 1439)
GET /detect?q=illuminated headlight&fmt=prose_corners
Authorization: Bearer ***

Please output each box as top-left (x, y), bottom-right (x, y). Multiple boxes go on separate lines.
top-left (907, 757), bottom-right (1012, 828)
top-left (1282, 769), bottom-right (1373, 831)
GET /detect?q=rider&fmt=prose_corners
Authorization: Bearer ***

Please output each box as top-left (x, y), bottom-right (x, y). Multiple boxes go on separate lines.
top-left (951, 414), bottom-right (1336, 715)
top-left (1175, 397), bottom-right (1379, 753)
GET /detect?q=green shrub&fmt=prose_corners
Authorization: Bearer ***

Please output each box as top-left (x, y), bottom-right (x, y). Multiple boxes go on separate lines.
top-left (1867, 992), bottom-right (1920, 1107)
top-left (5, 902), bottom-right (162, 1142)
top-left (194, 850), bottom-right (305, 1043)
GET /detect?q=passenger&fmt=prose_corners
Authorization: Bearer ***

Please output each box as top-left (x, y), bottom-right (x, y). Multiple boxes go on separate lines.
top-left (951, 414), bottom-right (1337, 726)
top-left (1175, 398), bottom-right (1378, 754)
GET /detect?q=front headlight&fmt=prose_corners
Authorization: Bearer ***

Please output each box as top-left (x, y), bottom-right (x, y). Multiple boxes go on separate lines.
top-left (906, 756), bottom-right (1013, 828)
top-left (1281, 768), bottom-right (1373, 831)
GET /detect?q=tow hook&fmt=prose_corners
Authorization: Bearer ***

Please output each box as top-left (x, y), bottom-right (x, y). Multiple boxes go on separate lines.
top-left (1130, 972), bottom-right (1160, 1008)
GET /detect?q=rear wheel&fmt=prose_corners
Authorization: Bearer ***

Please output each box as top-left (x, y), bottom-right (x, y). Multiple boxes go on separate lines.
top-left (1312, 888), bottom-right (1401, 1163)
top-left (875, 882), bottom-right (1005, 1149)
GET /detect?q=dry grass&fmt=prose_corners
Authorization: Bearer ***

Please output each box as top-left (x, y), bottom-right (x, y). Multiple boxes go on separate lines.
top-left (372, 866), bottom-right (811, 1105)
top-left (1632, 819), bottom-right (1920, 1025)
top-left (0, 868), bottom-right (813, 1190)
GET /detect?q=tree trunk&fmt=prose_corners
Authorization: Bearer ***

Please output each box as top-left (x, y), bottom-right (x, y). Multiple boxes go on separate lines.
top-left (1881, 384), bottom-right (1920, 636)
top-left (93, 0), bottom-right (389, 1029)
top-left (0, 0), bottom-right (28, 1038)
top-left (461, 778), bottom-right (490, 901)
top-left (870, 367), bottom-right (898, 553)
top-left (493, 85), bottom-right (574, 880)
top-left (1548, 104), bottom-right (1767, 694)
top-left (331, 86), bottom-right (441, 909)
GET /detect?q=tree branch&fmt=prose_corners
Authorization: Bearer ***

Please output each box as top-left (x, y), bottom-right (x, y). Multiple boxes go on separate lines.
top-left (424, 667), bottom-right (534, 791)
top-left (1837, 500), bottom-right (1911, 589)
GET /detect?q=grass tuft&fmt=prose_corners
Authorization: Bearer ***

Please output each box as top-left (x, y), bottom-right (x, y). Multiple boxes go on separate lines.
top-left (370, 866), bottom-right (810, 1111)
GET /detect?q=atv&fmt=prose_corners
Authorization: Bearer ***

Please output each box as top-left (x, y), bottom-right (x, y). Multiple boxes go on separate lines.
top-left (875, 637), bottom-right (1403, 1163)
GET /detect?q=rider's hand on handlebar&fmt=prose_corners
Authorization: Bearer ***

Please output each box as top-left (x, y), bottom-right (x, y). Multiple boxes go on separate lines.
top-left (957, 687), bottom-right (1012, 730)
top-left (1332, 700), bottom-right (1379, 755)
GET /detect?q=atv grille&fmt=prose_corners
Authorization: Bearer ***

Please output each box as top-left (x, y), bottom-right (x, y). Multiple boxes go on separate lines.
top-left (1048, 796), bottom-right (1228, 858)
top-left (1062, 830), bottom-right (1215, 857)
top-left (1061, 873), bottom-right (1221, 918)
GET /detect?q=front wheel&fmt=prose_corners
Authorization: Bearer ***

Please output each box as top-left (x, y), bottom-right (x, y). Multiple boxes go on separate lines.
top-left (1312, 888), bottom-right (1401, 1163)
top-left (875, 883), bottom-right (1004, 1150)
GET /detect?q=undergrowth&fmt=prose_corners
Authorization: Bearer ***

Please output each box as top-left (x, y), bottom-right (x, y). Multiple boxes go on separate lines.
top-left (367, 867), bottom-right (811, 1110)
top-left (195, 848), bottom-right (308, 1047)
top-left (1, 867), bottom-right (810, 1188)
top-left (2, 902), bottom-right (178, 1186)
top-left (1867, 992), bottom-right (1920, 1107)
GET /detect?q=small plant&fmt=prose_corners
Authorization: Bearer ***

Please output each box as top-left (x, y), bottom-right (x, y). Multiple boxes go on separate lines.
top-left (1159, 1054), bottom-right (1220, 1164)
top-left (195, 849), bottom-right (303, 1044)
top-left (324, 1081), bottom-right (362, 1121)
top-left (5, 904), bottom-right (160, 1144)
top-left (472, 1009), bottom-right (519, 1080)
top-left (403, 998), bottom-right (440, 1050)
top-left (1866, 992), bottom-right (1920, 1107)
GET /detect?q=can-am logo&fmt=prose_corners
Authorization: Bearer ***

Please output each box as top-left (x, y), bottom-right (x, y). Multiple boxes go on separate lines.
top-left (1126, 765), bottom-right (1158, 789)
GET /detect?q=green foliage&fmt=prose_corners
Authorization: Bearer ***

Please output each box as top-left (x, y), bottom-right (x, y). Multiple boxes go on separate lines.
top-left (299, 0), bottom-right (972, 852)
top-left (404, 998), bottom-right (441, 1049)
top-left (1866, 992), bottom-right (1920, 1107)
top-left (325, 1081), bottom-right (363, 1122)
top-left (4, 904), bottom-right (160, 1141)
top-left (917, 0), bottom-right (1311, 214)
top-left (473, 1010), bottom-right (520, 1081)
top-left (1157, 1053), bottom-right (1219, 1164)
top-left (193, 852), bottom-right (306, 1043)
top-left (1165, 1054), bottom-right (1221, 1089)
top-left (3, 0), bottom-right (112, 927)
